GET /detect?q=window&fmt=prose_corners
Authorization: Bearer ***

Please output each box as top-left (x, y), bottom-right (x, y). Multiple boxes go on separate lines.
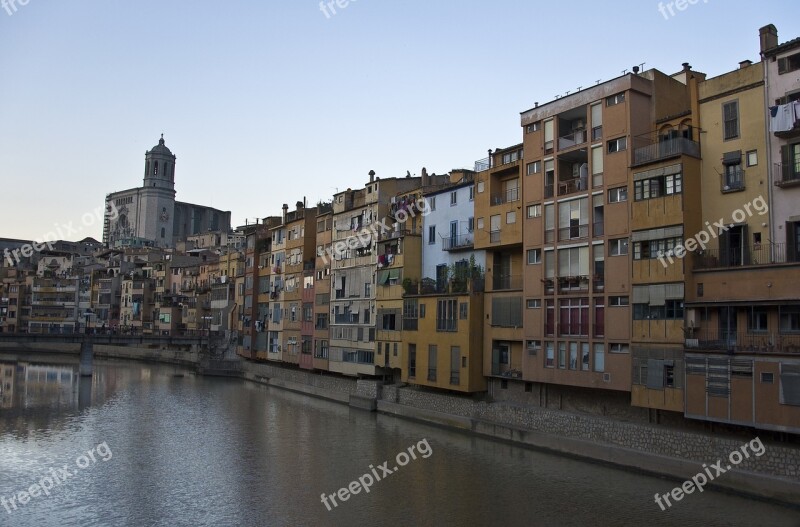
top-left (527, 204), bottom-right (542, 218)
top-left (506, 211), bottom-right (516, 224)
top-left (558, 343), bottom-right (566, 369)
top-left (403, 299), bottom-right (419, 331)
top-left (527, 161), bottom-right (541, 175)
top-left (778, 52), bottom-right (800, 74)
top-left (608, 187), bottom-right (627, 203)
top-left (428, 196), bottom-right (436, 211)
top-left (527, 248), bottom-right (542, 264)
top-left (502, 150), bottom-right (520, 164)
top-left (723, 101), bottom-right (739, 140)
top-left (468, 217), bottom-right (474, 232)
top-left (450, 191), bottom-right (457, 206)
top-left (634, 173), bottom-right (682, 200)
top-left (780, 307), bottom-right (800, 333)
top-left (458, 302), bottom-right (469, 320)
top-left (436, 299), bottom-right (458, 331)
top-left (477, 217), bottom-right (484, 230)
top-left (527, 340), bottom-right (542, 355)
top-left (428, 225), bottom-right (436, 245)
top-left (526, 121), bottom-right (541, 133)
top-left (610, 296), bottom-right (629, 306)
top-left (427, 345), bottom-right (437, 381)
top-left (419, 304), bottom-right (426, 318)
top-left (633, 237), bottom-right (681, 260)
top-left (609, 343), bottom-right (629, 353)
top-left (593, 343), bottom-right (604, 372)
top-left (477, 181), bottom-right (485, 193)
top-left (545, 342), bottom-right (555, 367)
top-left (607, 137), bottom-right (627, 153)
top-left (761, 372), bottom-right (774, 384)
top-left (747, 150), bottom-right (758, 167)
top-left (606, 93), bottom-right (625, 106)
top-left (748, 308), bottom-right (769, 333)
top-left (469, 186), bottom-right (474, 201)
top-left (408, 344), bottom-right (417, 378)
top-left (609, 238), bottom-right (629, 256)
top-left (526, 299), bottom-right (542, 309)
top-left (559, 298), bottom-right (589, 336)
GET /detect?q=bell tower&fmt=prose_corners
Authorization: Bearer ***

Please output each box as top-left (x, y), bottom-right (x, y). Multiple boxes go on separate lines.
top-left (143, 134), bottom-right (177, 191)
top-left (138, 134), bottom-right (177, 247)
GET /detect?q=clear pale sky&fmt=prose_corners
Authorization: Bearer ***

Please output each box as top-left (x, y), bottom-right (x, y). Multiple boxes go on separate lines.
top-left (1, 0), bottom-right (797, 241)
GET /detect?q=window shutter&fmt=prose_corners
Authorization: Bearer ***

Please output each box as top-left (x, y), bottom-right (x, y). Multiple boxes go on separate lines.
top-left (778, 57), bottom-right (788, 74)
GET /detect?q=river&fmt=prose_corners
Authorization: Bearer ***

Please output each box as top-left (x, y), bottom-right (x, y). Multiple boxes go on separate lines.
top-left (0, 354), bottom-right (797, 526)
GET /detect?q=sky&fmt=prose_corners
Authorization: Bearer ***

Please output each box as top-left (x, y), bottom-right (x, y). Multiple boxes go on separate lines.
top-left (0, 0), bottom-right (798, 242)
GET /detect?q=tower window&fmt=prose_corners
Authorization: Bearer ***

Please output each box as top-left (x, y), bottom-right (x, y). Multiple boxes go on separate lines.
top-left (161, 228), bottom-right (165, 238)
top-left (154, 161), bottom-right (158, 175)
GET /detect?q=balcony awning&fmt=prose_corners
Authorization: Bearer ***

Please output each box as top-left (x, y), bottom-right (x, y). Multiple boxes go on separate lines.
top-left (686, 299), bottom-right (800, 307)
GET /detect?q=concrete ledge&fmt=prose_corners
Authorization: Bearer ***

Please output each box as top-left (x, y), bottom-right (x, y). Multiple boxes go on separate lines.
top-left (378, 400), bottom-right (800, 506)
top-left (378, 400), bottom-right (473, 430)
top-left (349, 394), bottom-right (377, 411)
top-left (241, 372), bottom-right (351, 404)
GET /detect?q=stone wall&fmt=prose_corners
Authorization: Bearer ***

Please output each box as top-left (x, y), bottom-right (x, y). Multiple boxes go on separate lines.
top-left (379, 384), bottom-right (800, 482)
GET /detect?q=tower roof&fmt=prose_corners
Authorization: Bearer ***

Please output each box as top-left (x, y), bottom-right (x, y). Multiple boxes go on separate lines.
top-left (147, 134), bottom-right (174, 157)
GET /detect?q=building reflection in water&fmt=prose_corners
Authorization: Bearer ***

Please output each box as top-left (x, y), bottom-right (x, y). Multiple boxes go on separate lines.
top-left (0, 361), bottom-right (79, 411)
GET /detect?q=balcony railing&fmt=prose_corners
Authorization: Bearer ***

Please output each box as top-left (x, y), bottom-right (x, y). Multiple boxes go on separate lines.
top-left (558, 129), bottom-right (587, 150)
top-left (558, 224), bottom-right (589, 241)
top-left (489, 230), bottom-right (501, 244)
top-left (490, 187), bottom-right (520, 205)
top-left (492, 274), bottom-right (523, 291)
top-left (557, 276), bottom-right (590, 294)
top-left (442, 233), bottom-right (474, 251)
top-left (686, 329), bottom-right (800, 354)
top-left (557, 176), bottom-right (588, 196)
top-left (633, 137), bottom-right (700, 166)
top-left (378, 229), bottom-right (412, 241)
top-left (693, 243), bottom-right (793, 269)
top-left (474, 157), bottom-right (490, 172)
top-left (774, 162), bottom-right (800, 187)
top-left (721, 168), bottom-right (745, 192)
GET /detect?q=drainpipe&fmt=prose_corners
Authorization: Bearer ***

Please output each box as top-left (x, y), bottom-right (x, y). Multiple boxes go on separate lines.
top-left (761, 54), bottom-right (776, 255)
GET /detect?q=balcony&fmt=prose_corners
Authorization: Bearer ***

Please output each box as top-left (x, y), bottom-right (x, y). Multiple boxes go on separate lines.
top-left (557, 276), bottom-right (590, 294)
top-left (442, 233), bottom-right (474, 251)
top-left (693, 243), bottom-right (792, 270)
top-left (490, 187), bottom-right (520, 206)
top-left (557, 177), bottom-right (589, 196)
top-left (558, 129), bottom-right (587, 151)
top-left (721, 168), bottom-right (745, 193)
top-left (774, 162), bottom-right (800, 188)
top-left (685, 329), bottom-right (800, 354)
top-left (492, 274), bottom-right (523, 291)
top-left (633, 137), bottom-right (700, 166)
top-left (378, 229), bottom-right (413, 242)
top-left (558, 224), bottom-right (589, 242)
top-left (474, 157), bottom-right (490, 172)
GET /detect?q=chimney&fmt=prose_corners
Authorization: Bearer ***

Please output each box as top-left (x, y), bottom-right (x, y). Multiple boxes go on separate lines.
top-left (421, 167), bottom-right (428, 187)
top-left (282, 203), bottom-right (288, 224)
top-left (759, 24), bottom-right (778, 54)
top-left (534, 102), bottom-right (539, 108)
top-left (739, 59), bottom-right (753, 69)
top-left (632, 66), bottom-right (640, 74)
top-left (368, 169), bottom-right (375, 183)
top-left (682, 62), bottom-right (691, 72)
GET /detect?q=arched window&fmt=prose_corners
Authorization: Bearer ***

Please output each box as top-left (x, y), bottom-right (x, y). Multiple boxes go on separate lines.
top-left (161, 228), bottom-right (165, 238)
top-left (154, 161), bottom-right (158, 175)
top-left (145, 162), bottom-right (150, 176)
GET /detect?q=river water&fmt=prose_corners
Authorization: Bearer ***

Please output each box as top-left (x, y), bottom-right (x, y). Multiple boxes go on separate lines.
top-left (0, 354), bottom-right (797, 526)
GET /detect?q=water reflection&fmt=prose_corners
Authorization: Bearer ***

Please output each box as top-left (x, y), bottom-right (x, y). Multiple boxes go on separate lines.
top-left (0, 355), bottom-right (798, 527)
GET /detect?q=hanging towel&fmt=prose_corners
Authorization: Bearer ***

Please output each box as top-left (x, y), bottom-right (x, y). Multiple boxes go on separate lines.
top-left (770, 103), bottom-right (795, 132)
top-left (770, 105), bottom-right (779, 118)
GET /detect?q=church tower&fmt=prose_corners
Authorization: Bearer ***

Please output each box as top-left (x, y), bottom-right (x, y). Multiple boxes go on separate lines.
top-left (138, 134), bottom-right (177, 246)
